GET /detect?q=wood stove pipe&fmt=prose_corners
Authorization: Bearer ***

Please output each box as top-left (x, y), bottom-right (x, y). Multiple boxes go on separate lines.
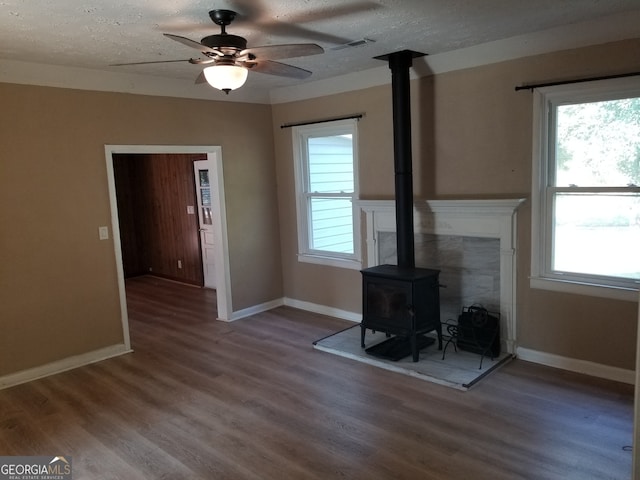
top-left (375, 50), bottom-right (427, 269)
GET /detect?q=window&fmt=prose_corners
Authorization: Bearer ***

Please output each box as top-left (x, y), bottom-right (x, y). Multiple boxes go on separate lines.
top-left (292, 118), bottom-right (360, 269)
top-left (531, 77), bottom-right (640, 299)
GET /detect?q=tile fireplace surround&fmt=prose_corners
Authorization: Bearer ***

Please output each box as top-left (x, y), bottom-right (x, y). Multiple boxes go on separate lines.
top-left (357, 199), bottom-right (525, 354)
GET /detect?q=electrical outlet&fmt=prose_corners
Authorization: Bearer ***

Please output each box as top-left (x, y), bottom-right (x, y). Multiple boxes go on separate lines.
top-left (177, 260), bottom-right (182, 269)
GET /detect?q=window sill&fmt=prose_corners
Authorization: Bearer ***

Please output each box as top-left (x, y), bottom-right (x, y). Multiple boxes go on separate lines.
top-left (530, 276), bottom-right (638, 302)
top-left (297, 253), bottom-right (362, 271)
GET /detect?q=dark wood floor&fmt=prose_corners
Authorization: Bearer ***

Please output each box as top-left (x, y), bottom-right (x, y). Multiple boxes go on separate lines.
top-left (0, 275), bottom-right (634, 479)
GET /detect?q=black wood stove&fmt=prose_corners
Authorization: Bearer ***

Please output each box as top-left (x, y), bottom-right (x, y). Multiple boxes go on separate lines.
top-left (360, 50), bottom-right (442, 362)
top-left (361, 265), bottom-right (442, 362)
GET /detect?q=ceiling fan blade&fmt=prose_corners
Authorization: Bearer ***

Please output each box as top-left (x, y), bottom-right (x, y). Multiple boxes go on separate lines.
top-left (110, 59), bottom-right (193, 66)
top-left (228, 0), bottom-right (379, 45)
top-left (281, 1), bottom-right (382, 24)
top-left (245, 21), bottom-right (352, 46)
top-left (110, 58), bottom-right (215, 67)
top-left (163, 33), bottom-right (223, 55)
top-left (249, 60), bottom-right (312, 79)
top-left (240, 43), bottom-right (323, 61)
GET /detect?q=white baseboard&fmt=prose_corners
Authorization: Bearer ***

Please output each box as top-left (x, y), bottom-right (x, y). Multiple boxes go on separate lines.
top-left (227, 298), bottom-right (285, 322)
top-left (225, 297), bottom-right (360, 323)
top-left (0, 343), bottom-right (133, 390)
top-left (283, 297), bottom-right (361, 323)
top-left (516, 347), bottom-right (634, 385)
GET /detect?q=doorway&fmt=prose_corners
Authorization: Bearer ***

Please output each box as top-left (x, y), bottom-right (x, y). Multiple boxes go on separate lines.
top-left (104, 145), bottom-right (232, 345)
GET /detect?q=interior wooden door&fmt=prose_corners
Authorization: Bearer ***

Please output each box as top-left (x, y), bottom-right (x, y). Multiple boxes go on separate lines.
top-left (194, 159), bottom-right (217, 289)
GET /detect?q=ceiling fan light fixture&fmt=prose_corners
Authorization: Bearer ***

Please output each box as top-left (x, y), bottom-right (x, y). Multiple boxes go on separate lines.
top-left (203, 64), bottom-right (248, 94)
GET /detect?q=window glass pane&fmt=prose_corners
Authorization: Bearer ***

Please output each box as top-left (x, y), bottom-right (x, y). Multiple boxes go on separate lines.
top-left (200, 188), bottom-right (211, 206)
top-left (308, 135), bottom-right (354, 193)
top-left (553, 192), bottom-right (640, 280)
top-left (199, 170), bottom-right (210, 187)
top-left (309, 197), bottom-right (354, 254)
top-left (555, 98), bottom-right (640, 187)
top-left (202, 207), bottom-right (212, 225)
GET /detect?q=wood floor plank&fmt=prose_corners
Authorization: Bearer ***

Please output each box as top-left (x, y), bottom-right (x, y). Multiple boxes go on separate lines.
top-left (0, 275), bottom-right (634, 479)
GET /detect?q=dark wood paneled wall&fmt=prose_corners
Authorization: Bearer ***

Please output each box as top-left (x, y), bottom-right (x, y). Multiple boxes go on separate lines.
top-left (113, 153), bottom-right (205, 285)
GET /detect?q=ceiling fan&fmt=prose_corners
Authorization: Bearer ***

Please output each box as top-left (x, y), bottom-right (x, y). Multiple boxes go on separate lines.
top-left (113, 9), bottom-right (324, 94)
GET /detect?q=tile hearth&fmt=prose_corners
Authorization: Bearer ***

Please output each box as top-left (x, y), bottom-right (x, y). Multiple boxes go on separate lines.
top-left (314, 325), bottom-right (513, 390)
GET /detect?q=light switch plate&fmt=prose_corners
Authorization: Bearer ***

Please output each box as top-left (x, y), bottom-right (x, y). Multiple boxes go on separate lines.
top-left (187, 205), bottom-right (195, 214)
top-left (98, 226), bottom-right (109, 240)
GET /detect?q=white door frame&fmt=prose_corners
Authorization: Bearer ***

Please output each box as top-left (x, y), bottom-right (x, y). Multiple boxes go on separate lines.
top-left (104, 145), bottom-right (233, 346)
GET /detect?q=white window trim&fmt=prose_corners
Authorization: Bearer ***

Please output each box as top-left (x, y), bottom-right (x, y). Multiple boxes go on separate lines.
top-left (531, 76), bottom-right (640, 301)
top-left (292, 118), bottom-right (361, 270)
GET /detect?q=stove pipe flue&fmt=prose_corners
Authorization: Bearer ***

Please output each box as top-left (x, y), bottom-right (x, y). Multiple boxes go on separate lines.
top-left (375, 50), bottom-right (426, 269)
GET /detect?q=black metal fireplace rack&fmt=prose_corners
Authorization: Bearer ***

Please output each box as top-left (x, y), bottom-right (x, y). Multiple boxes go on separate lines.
top-left (441, 306), bottom-right (501, 369)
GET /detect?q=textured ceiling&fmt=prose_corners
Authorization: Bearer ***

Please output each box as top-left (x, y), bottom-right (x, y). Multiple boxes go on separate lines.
top-left (1, 0), bottom-right (639, 97)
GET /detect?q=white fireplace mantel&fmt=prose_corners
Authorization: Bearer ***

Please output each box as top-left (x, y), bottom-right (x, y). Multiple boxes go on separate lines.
top-left (356, 198), bottom-right (526, 353)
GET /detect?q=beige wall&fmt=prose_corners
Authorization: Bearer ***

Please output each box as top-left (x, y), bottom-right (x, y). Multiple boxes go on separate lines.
top-left (0, 84), bottom-right (282, 376)
top-left (272, 38), bottom-right (640, 370)
top-left (2, 37), bottom-right (638, 380)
